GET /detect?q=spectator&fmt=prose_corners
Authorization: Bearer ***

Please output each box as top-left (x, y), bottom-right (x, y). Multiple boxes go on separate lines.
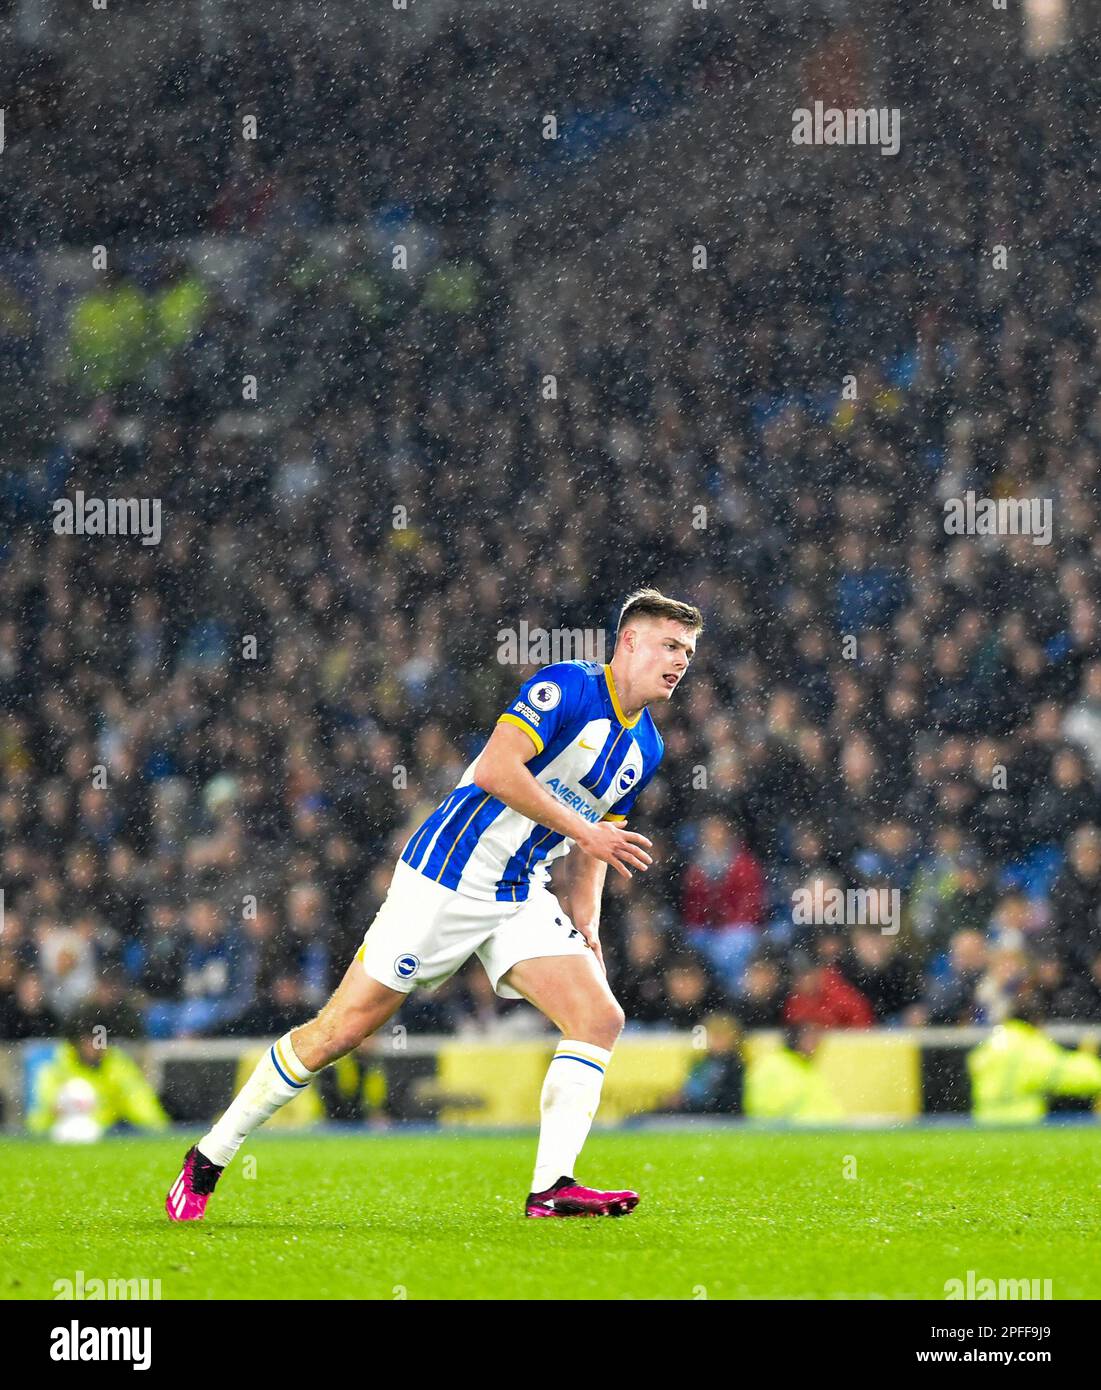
top-left (661, 952), bottom-right (730, 1030)
top-left (1062, 663), bottom-right (1101, 778)
top-left (0, 973), bottom-right (59, 1040)
top-left (735, 954), bottom-right (787, 1028)
top-left (1032, 948), bottom-right (1101, 1021)
top-left (613, 913), bottom-right (672, 1026)
top-left (681, 814), bottom-right (765, 990)
top-left (35, 917), bottom-right (97, 1019)
top-left (90, 969), bottom-right (145, 1042)
top-left (744, 1025), bottom-right (843, 1124)
top-left (225, 972), bottom-right (311, 1037)
top-left (27, 1005), bottom-right (168, 1137)
top-left (926, 851), bottom-right (999, 959)
top-left (65, 265), bottom-right (150, 399)
top-left (838, 928), bottom-right (922, 1023)
top-left (1026, 747), bottom-right (1099, 848)
top-left (657, 1013), bottom-right (744, 1116)
top-left (968, 986), bottom-right (1101, 1125)
top-left (1048, 824), bottom-right (1101, 973)
top-left (146, 899), bottom-right (248, 1037)
top-left (918, 930), bottom-right (990, 1026)
top-left (783, 953), bottom-right (875, 1030)
top-left (139, 900), bottom-right (188, 1004)
top-left (281, 881), bottom-right (332, 1008)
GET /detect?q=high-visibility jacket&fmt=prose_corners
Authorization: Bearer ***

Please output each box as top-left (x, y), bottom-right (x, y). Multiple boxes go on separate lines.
top-left (28, 1043), bottom-right (168, 1134)
top-left (67, 284), bottom-right (149, 392)
top-left (968, 1020), bottom-right (1101, 1125)
top-left (744, 1046), bottom-right (843, 1124)
top-left (152, 277), bottom-right (207, 353)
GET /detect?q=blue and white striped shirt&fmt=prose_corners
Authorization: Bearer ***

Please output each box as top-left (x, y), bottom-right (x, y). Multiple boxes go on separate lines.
top-left (399, 661), bottom-right (664, 901)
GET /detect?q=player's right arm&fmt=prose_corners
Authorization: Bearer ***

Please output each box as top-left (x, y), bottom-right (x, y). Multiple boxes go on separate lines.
top-left (472, 722), bottom-right (653, 879)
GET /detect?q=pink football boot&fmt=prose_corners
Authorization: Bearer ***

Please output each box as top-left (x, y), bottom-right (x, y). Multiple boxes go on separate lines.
top-left (165, 1145), bottom-right (224, 1222)
top-left (525, 1176), bottom-right (639, 1218)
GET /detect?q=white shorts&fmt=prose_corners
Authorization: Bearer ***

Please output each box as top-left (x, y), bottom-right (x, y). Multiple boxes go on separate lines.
top-left (356, 860), bottom-right (591, 999)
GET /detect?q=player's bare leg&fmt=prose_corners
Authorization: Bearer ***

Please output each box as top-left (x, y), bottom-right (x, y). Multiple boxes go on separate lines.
top-left (290, 960), bottom-right (407, 1071)
top-left (166, 963), bottom-right (404, 1221)
top-left (502, 952), bottom-right (638, 1217)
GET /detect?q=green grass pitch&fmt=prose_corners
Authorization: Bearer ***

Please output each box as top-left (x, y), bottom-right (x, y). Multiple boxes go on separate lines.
top-left (1, 1126), bottom-right (1097, 1300)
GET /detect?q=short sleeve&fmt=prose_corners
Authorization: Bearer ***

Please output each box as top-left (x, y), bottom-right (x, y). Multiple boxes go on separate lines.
top-left (496, 663), bottom-right (586, 756)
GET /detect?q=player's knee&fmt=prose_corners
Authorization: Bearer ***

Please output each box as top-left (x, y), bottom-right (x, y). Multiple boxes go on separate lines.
top-left (581, 997), bottom-right (625, 1050)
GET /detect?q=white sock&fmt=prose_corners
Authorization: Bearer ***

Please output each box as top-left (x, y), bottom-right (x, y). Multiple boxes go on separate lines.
top-left (198, 1032), bottom-right (318, 1168)
top-left (531, 1039), bottom-right (612, 1193)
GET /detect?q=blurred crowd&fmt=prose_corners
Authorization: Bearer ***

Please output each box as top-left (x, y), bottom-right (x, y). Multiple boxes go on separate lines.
top-left (3, 5), bottom-right (1101, 1043)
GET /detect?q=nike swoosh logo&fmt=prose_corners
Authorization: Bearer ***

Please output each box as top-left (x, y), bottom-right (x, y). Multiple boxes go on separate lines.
top-left (579, 740), bottom-right (598, 751)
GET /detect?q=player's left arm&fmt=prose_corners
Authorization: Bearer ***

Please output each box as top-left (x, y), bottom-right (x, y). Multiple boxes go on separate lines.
top-left (563, 845), bottom-right (610, 972)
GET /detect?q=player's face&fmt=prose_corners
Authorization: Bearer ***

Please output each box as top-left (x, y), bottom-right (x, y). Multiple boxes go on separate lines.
top-left (630, 619), bottom-right (697, 703)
